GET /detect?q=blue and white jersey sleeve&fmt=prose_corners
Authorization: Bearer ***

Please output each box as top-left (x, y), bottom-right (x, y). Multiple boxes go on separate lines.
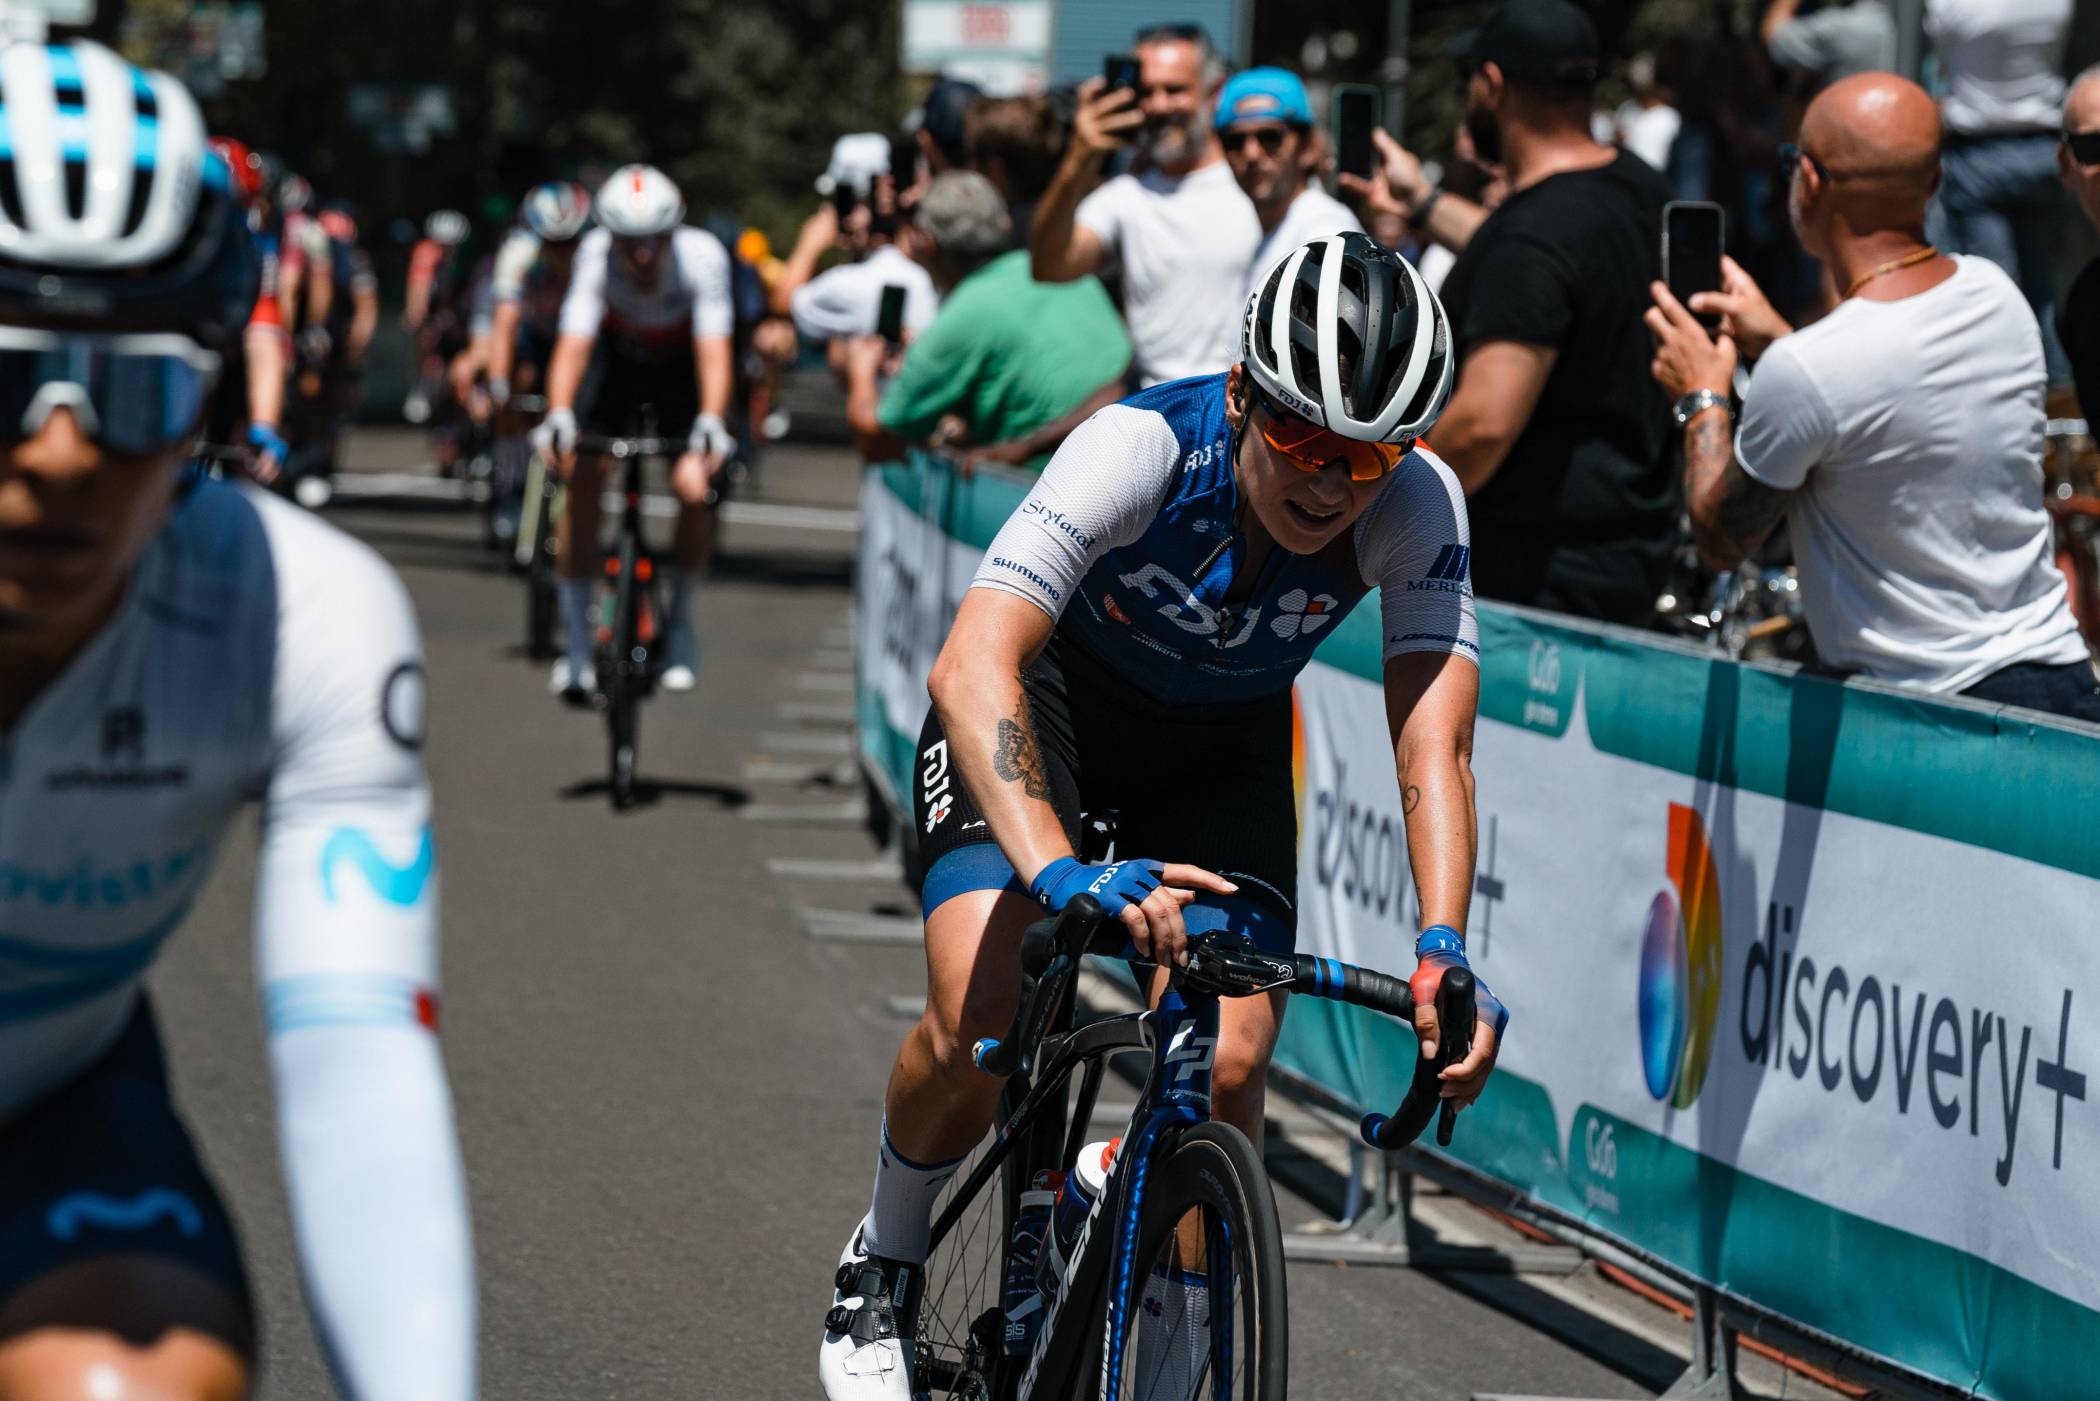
top-left (1354, 446), bottom-right (1481, 665)
top-left (249, 492), bottom-right (475, 1401)
top-left (968, 403), bottom-right (1182, 619)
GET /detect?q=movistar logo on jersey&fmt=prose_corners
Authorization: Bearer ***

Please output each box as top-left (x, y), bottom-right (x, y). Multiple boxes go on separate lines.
top-left (0, 840), bottom-right (208, 911)
top-left (1404, 544), bottom-right (1472, 594)
top-left (319, 825), bottom-right (435, 908)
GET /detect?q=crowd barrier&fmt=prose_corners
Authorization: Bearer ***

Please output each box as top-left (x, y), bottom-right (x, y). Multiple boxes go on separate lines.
top-left (854, 449), bottom-right (2100, 1400)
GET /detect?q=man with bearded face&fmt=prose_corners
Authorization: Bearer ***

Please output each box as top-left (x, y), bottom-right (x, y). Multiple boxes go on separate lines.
top-left (1346, 0), bottom-right (1678, 625)
top-left (1030, 24), bottom-right (1260, 386)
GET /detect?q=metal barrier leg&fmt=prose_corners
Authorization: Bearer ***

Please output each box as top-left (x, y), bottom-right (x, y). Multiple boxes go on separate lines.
top-left (1471, 1284), bottom-right (1745, 1401)
top-left (1281, 1149), bottom-right (1582, 1273)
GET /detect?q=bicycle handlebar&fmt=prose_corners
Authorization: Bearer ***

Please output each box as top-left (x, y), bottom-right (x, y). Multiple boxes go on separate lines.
top-left (574, 434), bottom-right (685, 459)
top-left (971, 898), bottom-right (1477, 1149)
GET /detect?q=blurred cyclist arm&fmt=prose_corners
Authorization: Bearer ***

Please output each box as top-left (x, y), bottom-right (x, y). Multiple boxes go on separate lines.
top-left (485, 299), bottom-right (522, 403)
top-left (346, 266), bottom-right (379, 368)
top-left (255, 544), bottom-right (473, 1401)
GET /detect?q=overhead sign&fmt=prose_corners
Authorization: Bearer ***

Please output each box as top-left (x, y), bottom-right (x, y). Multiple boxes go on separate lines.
top-left (902, 0), bottom-right (1049, 95)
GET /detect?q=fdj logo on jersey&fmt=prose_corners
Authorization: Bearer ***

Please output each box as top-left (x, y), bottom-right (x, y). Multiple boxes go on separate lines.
top-left (921, 740), bottom-right (955, 834)
top-left (1636, 805), bottom-right (1725, 1108)
top-left (1115, 564), bottom-right (1260, 646)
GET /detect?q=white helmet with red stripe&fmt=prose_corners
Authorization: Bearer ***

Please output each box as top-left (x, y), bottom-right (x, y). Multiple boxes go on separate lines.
top-left (595, 163), bottom-right (683, 237)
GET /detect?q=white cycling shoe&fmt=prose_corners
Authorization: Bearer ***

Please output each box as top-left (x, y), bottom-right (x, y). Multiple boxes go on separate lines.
top-left (819, 1224), bottom-right (917, 1401)
top-left (548, 657), bottom-right (596, 700)
top-left (658, 624), bottom-right (698, 694)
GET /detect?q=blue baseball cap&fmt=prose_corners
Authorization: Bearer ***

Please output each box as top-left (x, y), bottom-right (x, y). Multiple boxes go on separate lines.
top-left (1214, 67), bottom-right (1314, 130)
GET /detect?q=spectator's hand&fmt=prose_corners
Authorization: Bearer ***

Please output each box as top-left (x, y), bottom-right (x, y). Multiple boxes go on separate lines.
top-left (1691, 256), bottom-right (1792, 364)
top-left (1338, 128), bottom-right (1430, 220)
top-left (841, 333), bottom-right (890, 385)
top-left (793, 201), bottom-right (841, 258)
top-left (962, 439), bottom-right (1031, 477)
top-left (1646, 281), bottom-right (1739, 401)
top-left (929, 414), bottom-right (972, 450)
top-left (1071, 75), bottom-right (1143, 161)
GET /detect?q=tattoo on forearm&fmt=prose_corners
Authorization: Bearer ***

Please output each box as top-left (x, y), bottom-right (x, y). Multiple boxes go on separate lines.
top-left (992, 700), bottom-right (1051, 800)
top-left (1402, 784), bottom-right (1422, 815)
top-left (1687, 414), bottom-right (1790, 558)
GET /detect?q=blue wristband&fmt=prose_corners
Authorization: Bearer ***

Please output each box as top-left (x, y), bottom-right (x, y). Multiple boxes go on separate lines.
top-left (1415, 924), bottom-right (1466, 960)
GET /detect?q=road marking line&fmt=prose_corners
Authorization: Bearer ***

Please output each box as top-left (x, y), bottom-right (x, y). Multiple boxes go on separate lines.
top-left (795, 672), bottom-right (855, 692)
top-left (799, 908), bottom-right (922, 944)
top-left (759, 731), bottom-right (853, 756)
top-left (765, 856), bottom-right (902, 882)
top-left (777, 700), bottom-right (855, 724)
top-left (742, 800), bottom-right (865, 826)
top-left (742, 759), bottom-right (854, 786)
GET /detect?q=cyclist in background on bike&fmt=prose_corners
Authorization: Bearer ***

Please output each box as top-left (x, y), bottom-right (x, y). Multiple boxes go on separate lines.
top-left (403, 208), bottom-right (473, 467)
top-left (482, 180), bottom-right (592, 542)
top-left (0, 42), bottom-right (474, 1399)
top-left (531, 163), bottom-right (736, 699)
top-left (819, 233), bottom-right (1509, 1400)
top-left (202, 134), bottom-right (291, 484)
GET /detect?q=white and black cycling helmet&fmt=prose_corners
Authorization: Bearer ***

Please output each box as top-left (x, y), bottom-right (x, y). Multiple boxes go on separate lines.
top-left (521, 180), bottom-right (591, 242)
top-left (1241, 231), bottom-right (1454, 446)
top-left (595, 164), bottom-right (683, 238)
top-left (0, 41), bottom-right (257, 347)
top-left (424, 208), bottom-right (469, 246)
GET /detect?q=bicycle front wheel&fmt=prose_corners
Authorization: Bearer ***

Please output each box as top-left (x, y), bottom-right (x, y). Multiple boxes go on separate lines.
top-left (606, 534), bottom-right (641, 809)
top-left (1109, 1122), bottom-right (1286, 1401)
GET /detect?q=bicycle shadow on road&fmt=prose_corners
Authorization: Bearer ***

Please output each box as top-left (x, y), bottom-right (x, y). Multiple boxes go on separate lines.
top-left (558, 777), bottom-right (752, 812)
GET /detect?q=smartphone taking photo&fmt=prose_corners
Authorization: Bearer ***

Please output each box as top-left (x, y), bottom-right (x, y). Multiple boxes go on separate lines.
top-left (1662, 201), bottom-right (1725, 335)
top-left (1103, 53), bottom-right (1140, 97)
top-left (876, 283), bottom-right (907, 346)
top-left (1332, 85), bottom-right (1381, 179)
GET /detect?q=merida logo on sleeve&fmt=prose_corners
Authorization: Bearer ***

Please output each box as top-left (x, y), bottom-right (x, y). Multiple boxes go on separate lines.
top-left (319, 825), bottom-right (435, 907)
top-left (1404, 544), bottom-right (1472, 594)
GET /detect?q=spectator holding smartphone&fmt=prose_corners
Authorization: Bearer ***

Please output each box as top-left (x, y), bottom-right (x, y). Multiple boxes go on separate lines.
top-left (1345, 0), bottom-right (1679, 625)
top-left (777, 134), bottom-right (938, 348)
top-left (842, 172), bottom-right (1129, 471)
top-left (1030, 24), bottom-right (1260, 385)
top-left (1648, 74), bottom-right (2096, 719)
top-left (2058, 67), bottom-right (2100, 419)
top-left (1215, 67), bottom-right (1362, 298)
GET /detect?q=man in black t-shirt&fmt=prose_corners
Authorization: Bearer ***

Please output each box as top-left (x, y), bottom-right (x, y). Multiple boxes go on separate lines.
top-left (2057, 69), bottom-right (2100, 423)
top-left (1345, 0), bottom-right (1678, 623)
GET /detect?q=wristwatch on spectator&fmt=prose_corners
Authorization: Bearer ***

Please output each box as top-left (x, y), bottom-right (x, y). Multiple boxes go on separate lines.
top-left (1406, 185), bottom-right (1444, 226)
top-left (1673, 388), bottom-right (1730, 427)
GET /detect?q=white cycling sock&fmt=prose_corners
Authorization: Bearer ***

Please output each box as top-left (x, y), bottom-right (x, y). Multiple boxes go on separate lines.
top-left (558, 578), bottom-right (595, 666)
top-left (859, 1118), bottom-right (963, 1265)
top-left (1132, 1266), bottom-right (1209, 1400)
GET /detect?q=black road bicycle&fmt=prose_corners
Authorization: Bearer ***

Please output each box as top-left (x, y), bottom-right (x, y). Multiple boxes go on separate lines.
top-left (574, 424), bottom-right (680, 810)
top-left (905, 893), bottom-right (1475, 1401)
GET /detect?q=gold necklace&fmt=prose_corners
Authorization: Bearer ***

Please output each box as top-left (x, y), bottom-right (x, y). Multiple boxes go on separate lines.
top-left (1843, 245), bottom-right (1938, 299)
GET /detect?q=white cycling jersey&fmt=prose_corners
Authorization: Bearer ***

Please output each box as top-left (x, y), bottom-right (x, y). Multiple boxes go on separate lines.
top-left (557, 224), bottom-right (733, 349)
top-left (0, 478), bottom-right (474, 1398)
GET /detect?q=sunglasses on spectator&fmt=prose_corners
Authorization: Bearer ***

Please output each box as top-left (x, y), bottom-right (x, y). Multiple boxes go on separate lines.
top-left (2064, 129), bottom-right (2100, 166)
top-left (0, 328), bottom-right (218, 457)
top-left (1249, 382), bottom-right (1411, 482)
top-left (1222, 125), bottom-right (1299, 155)
top-left (1777, 142), bottom-right (1829, 182)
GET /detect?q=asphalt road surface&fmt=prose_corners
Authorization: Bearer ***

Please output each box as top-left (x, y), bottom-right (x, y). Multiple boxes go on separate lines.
top-left (148, 429), bottom-right (1846, 1399)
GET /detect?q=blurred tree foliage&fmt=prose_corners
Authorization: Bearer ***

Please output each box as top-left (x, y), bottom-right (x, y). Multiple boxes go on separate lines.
top-left (102, 0), bottom-right (905, 246)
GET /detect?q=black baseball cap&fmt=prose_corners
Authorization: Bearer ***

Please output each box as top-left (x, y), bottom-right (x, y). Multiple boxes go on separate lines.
top-left (1456, 0), bottom-right (1601, 88)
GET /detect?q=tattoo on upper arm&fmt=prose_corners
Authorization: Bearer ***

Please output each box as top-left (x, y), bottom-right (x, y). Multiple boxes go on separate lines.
top-left (992, 698), bottom-right (1051, 800)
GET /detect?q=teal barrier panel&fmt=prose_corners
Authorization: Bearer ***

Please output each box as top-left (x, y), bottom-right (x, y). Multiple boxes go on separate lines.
top-left (856, 452), bottom-right (2100, 1397)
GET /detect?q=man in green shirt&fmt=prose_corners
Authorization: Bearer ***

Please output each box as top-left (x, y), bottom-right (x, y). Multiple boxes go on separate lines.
top-left (845, 171), bottom-right (1130, 471)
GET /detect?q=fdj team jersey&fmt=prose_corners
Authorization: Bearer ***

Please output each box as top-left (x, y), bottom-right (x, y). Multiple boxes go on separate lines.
top-left (557, 225), bottom-right (733, 355)
top-left (972, 373), bottom-right (1479, 706)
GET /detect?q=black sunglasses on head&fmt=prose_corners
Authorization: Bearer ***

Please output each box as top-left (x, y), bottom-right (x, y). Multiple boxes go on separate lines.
top-left (2064, 129), bottom-right (2100, 166)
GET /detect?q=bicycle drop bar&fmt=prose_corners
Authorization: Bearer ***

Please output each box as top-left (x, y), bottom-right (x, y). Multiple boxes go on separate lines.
top-left (574, 434), bottom-right (686, 459)
top-left (971, 897), bottom-right (1479, 1149)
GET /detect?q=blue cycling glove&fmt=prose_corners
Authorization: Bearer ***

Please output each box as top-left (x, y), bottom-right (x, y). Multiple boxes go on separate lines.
top-left (247, 421), bottom-right (289, 465)
top-left (1407, 924), bottom-right (1509, 1048)
top-left (1029, 857), bottom-right (1165, 918)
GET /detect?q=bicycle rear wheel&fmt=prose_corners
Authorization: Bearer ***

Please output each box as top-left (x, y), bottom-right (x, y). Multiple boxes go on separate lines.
top-left (1108, 1123), bottom-right (1286, 1401)
top-left (606, 532), bottom-right (642, 809)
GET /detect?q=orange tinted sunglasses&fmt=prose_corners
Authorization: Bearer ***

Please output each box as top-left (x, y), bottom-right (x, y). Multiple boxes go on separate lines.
top-left (1250, 383), bottom-right (1410, 482)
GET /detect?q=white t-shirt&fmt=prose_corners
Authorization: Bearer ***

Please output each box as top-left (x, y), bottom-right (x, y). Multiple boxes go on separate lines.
top-left (1735, 256), bottom-right (2085, 692)
top-left (1767, 0), bottom-right (1896, 80)
top-left (1615, 100), bottom-right (1682, 172)
top-left (1243, 183), bottom-right (1363, 301)
top-left (1075, 159), bottom-right (1260, 385)
top-left (789, 243), bottom-right (938, 343)
top-left (1926, 0), bottom-right (2071, 136)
